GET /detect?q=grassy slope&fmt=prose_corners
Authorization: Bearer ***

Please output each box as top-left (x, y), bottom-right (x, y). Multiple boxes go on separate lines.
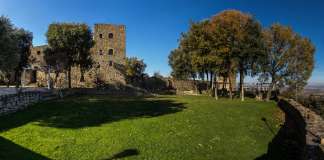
top-left (0, 95), bottom-right (282, 160)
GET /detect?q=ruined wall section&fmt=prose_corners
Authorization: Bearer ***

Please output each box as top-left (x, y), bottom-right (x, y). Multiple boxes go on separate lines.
top-left (29, 45), bottom-right (48, 69)
top-left (26, 24), bottom-right (127, 88)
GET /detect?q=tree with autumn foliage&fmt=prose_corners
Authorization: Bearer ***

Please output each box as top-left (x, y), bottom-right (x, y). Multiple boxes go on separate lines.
top-left (261, 24), bottom-right (315, 101)
top-left (209, 10), bottom-right (265, 101)
top-left (169, 21), bottom-right (222, 97)
top-left (169, 10), bottom-right (315, 101)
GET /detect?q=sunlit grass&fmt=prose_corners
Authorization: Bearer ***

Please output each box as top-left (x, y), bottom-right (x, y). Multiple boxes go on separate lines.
top-left (0, 95), bottom-right (282, 160)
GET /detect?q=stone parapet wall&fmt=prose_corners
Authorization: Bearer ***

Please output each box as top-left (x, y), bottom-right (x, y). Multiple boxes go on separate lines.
top-left (0, 91), bottom-right (58, 116)
top-left (167, 78), bottom-right (236, 95)
top-left (278, 97), bottom-right (324, 160)
top-left (169, 79), bottom-right (196, 91)
top-left (55, 84), bottom-right (149, 98)
top-left (0, 92), bottom-right (41, 116)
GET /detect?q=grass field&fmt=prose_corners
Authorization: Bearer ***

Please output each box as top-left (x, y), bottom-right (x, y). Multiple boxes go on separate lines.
top-left (0, 95), bottom-right (282, 160)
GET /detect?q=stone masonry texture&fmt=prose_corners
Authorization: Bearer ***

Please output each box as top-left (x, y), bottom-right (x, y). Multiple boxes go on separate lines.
top-left (26, 24), bottom-right (126, 88)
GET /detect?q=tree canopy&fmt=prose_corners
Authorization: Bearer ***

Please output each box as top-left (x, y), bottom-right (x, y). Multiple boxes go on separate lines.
top-left (125, 57), bottom-right (147, 86)
top-left (168, 10), bottom-right (315, 100)
top-left (209, 10), bottom-right (264, 100)
top-left (45, 23), bottom-right (94, 88)
top-left (261, 24), bottom-right (315, 100)
top-left (0, 16), bottom-right (33, 87)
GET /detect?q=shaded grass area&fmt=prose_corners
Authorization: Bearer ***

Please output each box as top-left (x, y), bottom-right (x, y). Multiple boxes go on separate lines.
top-left (0, 95), bottom-right (282, 160)
top-left (0, 136), bottom-right (50, 160)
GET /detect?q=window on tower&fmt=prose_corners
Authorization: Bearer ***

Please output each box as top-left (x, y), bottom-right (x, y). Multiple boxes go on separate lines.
top-left (108, 33), bottom-right (113, 39)
top-left (108, 49), bottom-right (113, 55)
top-left (99, 50), bottom-right (103, 55)
top-left (99, 34), bottom-right (103, 38)
top-left (109, 61), bottom-right (113, 66)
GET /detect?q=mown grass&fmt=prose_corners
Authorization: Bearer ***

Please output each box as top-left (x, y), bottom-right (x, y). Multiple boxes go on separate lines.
top-left (0, 95), bottom-right (282, 160)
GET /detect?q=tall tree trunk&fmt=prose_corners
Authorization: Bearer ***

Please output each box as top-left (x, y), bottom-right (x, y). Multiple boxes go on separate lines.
top-left (68, 67), bottom-right (72, 88)
top-left (80, 67), bottom-right (85, 82)
top-left (211, 73), bottom-right (214, 97)
top-left (192, 75), bottom-right (198, 94)
top-left (206, 71), bottom-right (209, 90)
top-left (266, 77), bottom-right (275, 101)
top-left (214, 72), bottom-right (218, 100)
top-left (210, 71), bottom-right (213, 90)
top-left (222, 75), bottom-right (226, 90)
top-left (228, 72), bottom-right (233, 100)
top-left (239, 69), bottom-right (245, 101)
top-left (206, 71), bottom-right (209, 81)
top-left (222, 75), bottom-right (227, 96)
top-left (47, 67), bottom-right (51, 89)
top-left (6, 73), bottom-right (10, 88)
top-left (54, 71), bottom-right (59, 87)
top-left (257, 83), bottom-right (262, 100)
top-left (14, 69), bottom-right (21, 89)
top-left (201, 72), bottom-right (205, 81)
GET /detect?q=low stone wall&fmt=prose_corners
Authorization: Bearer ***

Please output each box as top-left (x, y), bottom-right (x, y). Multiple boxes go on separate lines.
top-left (55, 85), bottom-right (149, 98)
top-left (166, 78), bottom-right (236, 95)
top-left (0, 92), bottom-right (41, 116)
top-left (278, 98), bottom-right (324, 160)
top-left (0, 85), bottom-right (147, 116)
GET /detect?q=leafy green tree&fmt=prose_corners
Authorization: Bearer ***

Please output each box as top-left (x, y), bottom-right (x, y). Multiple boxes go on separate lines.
top-left (262, 24), bottom-right (315, 101)
top-left (144, 72), bottom-right (167, 92)
top-left (171, 21), bottom-right (223, 95)
top-left (212, 10), bottom-right (264, 101)
top-left (0, 16), bottom-right (33, 87)
top-left (0, 16), bottom-right (20, 86)
top-left (169, 10), bottom-right (315, 101)
top-left (46, 23), bottom-right (94, 88)
top-left (209, 10), bottom-right (239, 99)
top-left (210, 10), bottom-right (265, 101)
top-left (184, 21), bottom-right (215, 88)
top-left (168, 48), bottom-right (195, 80)
top-left (13, 29), bottom-right (33, 87)
top-left (125, 57), bottom-right (147, 86)
top-left (284, 35), bottom-right (315, 99)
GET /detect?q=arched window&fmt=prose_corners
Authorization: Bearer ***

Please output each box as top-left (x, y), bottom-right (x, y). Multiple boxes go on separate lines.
top-left (108, 49), bottom-right (113, 55)
top-left (108, 33), bottom-right (113, 39)
top-left (99, 34), bottom-right (103, 38)
top-left (99, 50), bottom-right (103, 55)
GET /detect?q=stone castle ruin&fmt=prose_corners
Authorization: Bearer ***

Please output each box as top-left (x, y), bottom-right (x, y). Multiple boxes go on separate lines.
top-left (21, 24), bottom-right (126, 88)
top-left (19, 23), bottom-right (234, 92)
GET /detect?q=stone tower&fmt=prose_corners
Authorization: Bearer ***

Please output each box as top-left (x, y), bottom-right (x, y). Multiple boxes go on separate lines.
top-left (24, 23), bottom-right (127, 88)
top-left (91, 24), bottom-right (126, 84)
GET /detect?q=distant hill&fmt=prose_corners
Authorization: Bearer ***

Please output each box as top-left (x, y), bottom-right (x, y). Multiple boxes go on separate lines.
top-left (303, 83), bottom-right (324, 95)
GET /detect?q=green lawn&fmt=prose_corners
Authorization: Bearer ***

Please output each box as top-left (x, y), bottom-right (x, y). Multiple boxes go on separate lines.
top-left (0, 95), bottom-right (282, 160)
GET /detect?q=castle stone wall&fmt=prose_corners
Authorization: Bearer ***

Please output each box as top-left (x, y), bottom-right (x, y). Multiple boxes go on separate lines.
top-left (0, 92), bottom-right (41, 116)
top-left (91, 24), bottom-right (126, 85)
top-left (277, 98), bottom-right (324, 160)
top-left (25, 24), bottom-right (127, 88)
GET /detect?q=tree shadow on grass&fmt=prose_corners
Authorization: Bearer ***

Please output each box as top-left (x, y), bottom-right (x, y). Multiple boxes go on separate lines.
top-left (255, 115), bottom-right (306, 160)
top-left (0, 96), bottom-right (186, 130)
top-left (0, 136), bottom-right (51, 160)
top-left (103, 148), bottom-right (140, 160)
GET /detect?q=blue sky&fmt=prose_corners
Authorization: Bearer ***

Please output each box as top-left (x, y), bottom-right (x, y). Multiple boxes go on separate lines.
top-left (1, 0), bottom-right (323, 84)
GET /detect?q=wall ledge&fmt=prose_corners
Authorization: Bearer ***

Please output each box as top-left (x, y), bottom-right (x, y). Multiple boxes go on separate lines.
top-left (278, 97), bottom-right (324, 159)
